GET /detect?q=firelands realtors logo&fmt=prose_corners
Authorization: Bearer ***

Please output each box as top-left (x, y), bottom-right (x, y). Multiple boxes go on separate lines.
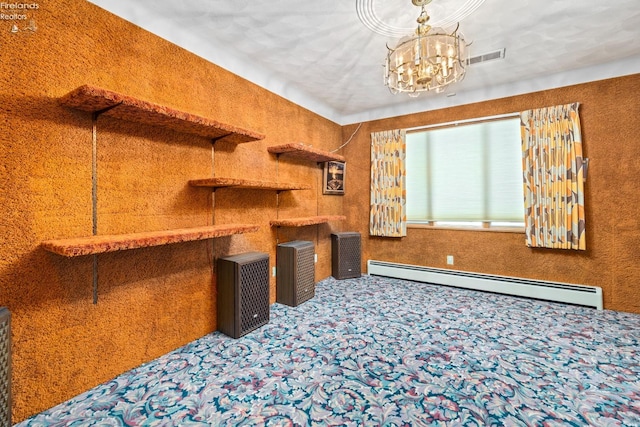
top-left (1, 2), bottom-right (39, 34)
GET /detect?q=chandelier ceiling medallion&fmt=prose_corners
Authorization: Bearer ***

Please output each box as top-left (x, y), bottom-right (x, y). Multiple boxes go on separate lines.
top-left (384, 0), bottom-right (469, 97)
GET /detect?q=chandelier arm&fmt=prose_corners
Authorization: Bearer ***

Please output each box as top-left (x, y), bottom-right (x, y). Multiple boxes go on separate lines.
top-left (449, 22), bottom-right (460, 36)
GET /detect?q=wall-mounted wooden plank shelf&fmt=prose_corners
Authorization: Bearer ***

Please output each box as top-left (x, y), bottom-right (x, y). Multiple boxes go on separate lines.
top-left (270, 215), bottom-right (346, 228)
top-left (188, 177), bottom-right (312, 191)
top-left (59, 85), bottom-right (265, 144)
top-left (41, 224), bottom-right (260, 257)
top-left (267, 143), bottom-right (345, 163)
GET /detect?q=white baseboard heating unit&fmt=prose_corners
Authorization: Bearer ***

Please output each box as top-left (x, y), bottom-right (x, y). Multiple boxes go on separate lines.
top-left (367, 260), bottom-right (603, 310)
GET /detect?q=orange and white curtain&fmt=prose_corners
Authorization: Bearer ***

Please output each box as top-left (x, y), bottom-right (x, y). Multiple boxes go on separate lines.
top-left (370, 129), bottom-right (407, 237)
top-left (520, 102), bottom-right (586, 250)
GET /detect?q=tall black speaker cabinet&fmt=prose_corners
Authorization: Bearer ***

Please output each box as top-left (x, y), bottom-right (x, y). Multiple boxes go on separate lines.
top-left (331, 232), bottom-right (361, 279)
top-left (276, 240), bottom-right (315, 307)
top-left (217, 252), bottom-right (270, 339)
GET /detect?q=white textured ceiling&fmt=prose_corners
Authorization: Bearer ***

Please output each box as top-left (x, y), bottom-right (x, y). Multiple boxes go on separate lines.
top-left (87, 0), bottom-right (640, 125)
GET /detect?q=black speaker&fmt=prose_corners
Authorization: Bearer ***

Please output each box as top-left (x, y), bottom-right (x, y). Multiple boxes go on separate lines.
top-left (276, 240), bottom-right (315, 307)
top-left (217, 252), bottom-right (270, 338)
top-left (331, 232), bottom-right (361, 279)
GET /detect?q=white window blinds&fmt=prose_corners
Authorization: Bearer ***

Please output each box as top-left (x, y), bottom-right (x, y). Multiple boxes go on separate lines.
top-left (406, 117), bottom-right (523, 223)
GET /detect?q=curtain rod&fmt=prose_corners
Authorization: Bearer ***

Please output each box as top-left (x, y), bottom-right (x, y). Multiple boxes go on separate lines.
top-left (405, 112), bottom-right (520, 133)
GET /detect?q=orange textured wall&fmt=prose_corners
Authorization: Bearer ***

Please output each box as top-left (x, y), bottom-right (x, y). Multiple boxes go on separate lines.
top-left (2, 1), bottom-right (638, 423)
top-left (343, 74), bottom-right (640, 315)
top-left (0, 1), bottom-right (343, 422)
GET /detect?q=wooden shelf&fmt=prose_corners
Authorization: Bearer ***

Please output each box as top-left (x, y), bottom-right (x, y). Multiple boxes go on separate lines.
top-left (188, 177), bottom-right (312, 191)
top-left (59, 85), bottom-right (265, 144)
top-left (41, 224), bottom-right (260, 257)
top-left (267, 143), bottom-right (345, 162)
top-left (270, 215), bottom-right (346, 228)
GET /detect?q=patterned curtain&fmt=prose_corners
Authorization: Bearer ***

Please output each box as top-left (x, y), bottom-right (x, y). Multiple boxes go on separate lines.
top-left (370, 129), bottom-right (407, 237)
top-left (520, 102), bottom-right (586, 250)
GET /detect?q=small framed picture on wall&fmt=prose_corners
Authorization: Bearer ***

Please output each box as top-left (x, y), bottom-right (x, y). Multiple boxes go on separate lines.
top-left (323, 160), bottom-right (346, 195)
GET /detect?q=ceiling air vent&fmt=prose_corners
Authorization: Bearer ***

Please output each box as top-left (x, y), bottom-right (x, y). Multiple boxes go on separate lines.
top-left (467, 48), bottom-right (506, 66)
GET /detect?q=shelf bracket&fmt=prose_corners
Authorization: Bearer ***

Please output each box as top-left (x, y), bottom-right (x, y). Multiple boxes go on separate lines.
top-left (211, 132), bottom-right (233, 144)
top-left (91, 113), bottom-right (100, 303)
top-left (93, 101), bottom-right (123, 118)
top-left (89, 103), bottom-right (121, 304)
top-left (92, 255), bottom-right (98, 304)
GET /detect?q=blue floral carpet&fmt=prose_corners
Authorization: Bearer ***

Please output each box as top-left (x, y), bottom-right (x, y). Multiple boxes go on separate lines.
top-left (17, 275), bottom-right (640, 426)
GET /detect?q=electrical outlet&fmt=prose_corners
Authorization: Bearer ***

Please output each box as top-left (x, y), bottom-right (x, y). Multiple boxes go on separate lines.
top-left (314, 253), bottom-right (318, 263)
top-left (272, 266), bottom-right (276, 277)
top-left (447, 255), bottom-right (454, 265)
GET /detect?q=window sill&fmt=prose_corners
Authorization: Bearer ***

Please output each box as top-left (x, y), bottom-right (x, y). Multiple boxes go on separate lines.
top-left (407, 223), bottom-right (525, 234)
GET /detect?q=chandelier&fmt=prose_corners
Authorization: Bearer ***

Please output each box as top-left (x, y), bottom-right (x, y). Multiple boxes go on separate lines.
top-left (384, 0), bottom-right (468, 96)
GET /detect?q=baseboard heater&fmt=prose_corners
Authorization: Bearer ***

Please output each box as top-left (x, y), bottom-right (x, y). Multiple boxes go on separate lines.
top-left (367, 260), bottom-right (603, 310)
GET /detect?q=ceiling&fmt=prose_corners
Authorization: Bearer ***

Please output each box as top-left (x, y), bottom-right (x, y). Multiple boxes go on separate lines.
top-left (87, 0), bottom-right (640, 125)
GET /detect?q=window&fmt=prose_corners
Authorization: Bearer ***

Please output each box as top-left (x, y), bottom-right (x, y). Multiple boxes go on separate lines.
top-left (406, 116), bottom-right (524, 230)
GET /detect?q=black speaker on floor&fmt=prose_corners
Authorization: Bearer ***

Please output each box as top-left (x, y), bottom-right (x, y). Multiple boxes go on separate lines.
top-left (331, 232), bottom-right (361, 279)
top-left (217, 252), bottom-right (270, 339)
top-left (276, 240), bottom-right (315, 307)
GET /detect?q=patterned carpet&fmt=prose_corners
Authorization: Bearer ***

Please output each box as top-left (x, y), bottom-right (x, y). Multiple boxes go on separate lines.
top-left (17, 275), bottom-right (640, 426)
